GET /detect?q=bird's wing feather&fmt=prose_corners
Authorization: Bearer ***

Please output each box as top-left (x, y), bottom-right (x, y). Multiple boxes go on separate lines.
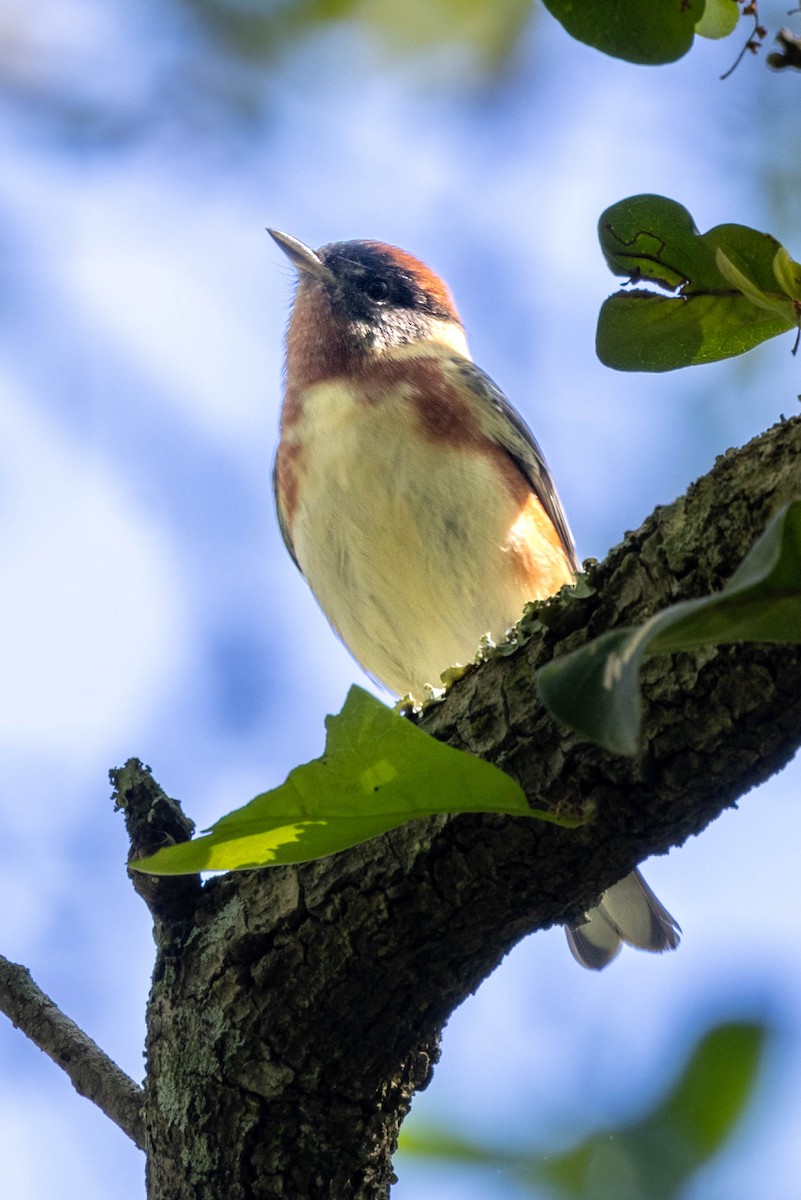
top-left (272, 453), bottom-right (301, 571)
top-left (450, 359), bottom-right (580, 572)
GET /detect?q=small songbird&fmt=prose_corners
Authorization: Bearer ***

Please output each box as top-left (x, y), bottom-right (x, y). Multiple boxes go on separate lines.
top-left (269, 229), bottom-right (680, 969)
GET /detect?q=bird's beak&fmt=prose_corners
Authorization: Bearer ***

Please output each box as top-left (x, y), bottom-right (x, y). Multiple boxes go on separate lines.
top-left (268, 229), bottom-right (334, 284)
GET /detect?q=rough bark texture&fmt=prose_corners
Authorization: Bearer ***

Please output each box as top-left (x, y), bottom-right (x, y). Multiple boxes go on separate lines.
top-left (116, 417), bottom-right (801, 1200)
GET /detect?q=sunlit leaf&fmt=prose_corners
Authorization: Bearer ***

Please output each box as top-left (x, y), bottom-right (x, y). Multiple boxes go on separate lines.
top-left (132, 685), bottom-right (577, 875)
top-left (694, 0), bottom-right (740, 39)
top-left (596, 194), bottom-right (801, 371)
top-left (536, 502), bottom-right (801, 755)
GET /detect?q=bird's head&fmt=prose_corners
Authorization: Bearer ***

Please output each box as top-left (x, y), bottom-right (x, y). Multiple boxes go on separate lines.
top-left (268, 230), bottom-right (469, 387)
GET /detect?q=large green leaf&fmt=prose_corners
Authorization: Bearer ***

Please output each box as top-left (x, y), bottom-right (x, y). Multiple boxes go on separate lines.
top-left (132, 685), bottom-right (576, 875)
top-left (596, 195), bottom-right (801, 371)
top-left (537, 501), bottom-right (801, 755)
top-left (542, 0), bottom-right (707, 65)
top-left (400, 1021), bottom-right (767, 1200)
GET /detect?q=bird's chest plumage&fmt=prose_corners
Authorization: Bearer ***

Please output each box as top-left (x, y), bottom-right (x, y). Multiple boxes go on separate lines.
top-left (278, 364), bottom-right (571, 697)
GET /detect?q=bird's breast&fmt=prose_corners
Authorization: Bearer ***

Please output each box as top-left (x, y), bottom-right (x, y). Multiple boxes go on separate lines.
top-left (276, 358), bottom-right (573, 696)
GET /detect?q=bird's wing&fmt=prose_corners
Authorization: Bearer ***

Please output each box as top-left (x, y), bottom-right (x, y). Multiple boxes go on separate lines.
top-left (449, 358), bottom-right (581, 572)
top-left (272, 452), bottom-right (301, 571)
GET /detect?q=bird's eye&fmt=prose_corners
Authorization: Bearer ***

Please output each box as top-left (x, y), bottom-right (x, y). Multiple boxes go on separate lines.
top-left (364, 277), bottom-right (390, 302)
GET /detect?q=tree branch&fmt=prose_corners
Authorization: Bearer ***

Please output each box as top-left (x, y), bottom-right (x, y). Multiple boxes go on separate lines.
top-left (0, 954), bottom-right (145, 1150)
top-left (134, 416), bottom-right (801, 1198)
top-left (111, 758), bottom-right (201, 925)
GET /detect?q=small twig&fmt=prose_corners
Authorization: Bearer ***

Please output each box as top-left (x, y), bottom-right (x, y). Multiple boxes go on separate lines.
top-left (721, 1), bottom-right (768, 80)
top-left (0, 954), bottom-right (145, 1149)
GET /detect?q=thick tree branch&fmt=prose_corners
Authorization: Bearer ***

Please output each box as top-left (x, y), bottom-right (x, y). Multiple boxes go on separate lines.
top-left (133, 416), bottom-right (801, 1199)
top-left (0, 954), bottom-right (145, 1150)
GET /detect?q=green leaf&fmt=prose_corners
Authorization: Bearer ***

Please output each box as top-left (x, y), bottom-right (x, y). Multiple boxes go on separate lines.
top-left (132, 686), bottom-right (576, 876)
top-left (539, 1022), bottom-right (767, 1200)
top-left (399, 1020), bottom-right (768, 1200)
top-left (596, 195), bottom-right (801, 371)
top-left (537, 502), bottom-right (801, 755)
top-left (694, 0), bottom-right (740, 39)
top-left (542, 0), bottom-right (705, 65)
top-left (652, 1023), bottom-right (766, 1160)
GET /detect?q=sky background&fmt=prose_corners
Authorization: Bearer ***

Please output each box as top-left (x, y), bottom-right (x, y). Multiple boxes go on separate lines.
top-left (1, 2), bottom-right (801, 1197)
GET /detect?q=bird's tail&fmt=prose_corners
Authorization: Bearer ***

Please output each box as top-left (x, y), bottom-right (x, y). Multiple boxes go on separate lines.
top-left (565, 868), bottom-right (681, 970)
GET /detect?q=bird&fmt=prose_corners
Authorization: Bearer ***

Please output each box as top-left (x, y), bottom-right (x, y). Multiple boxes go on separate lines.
top-left (269, 229), bottom-right (680, 970)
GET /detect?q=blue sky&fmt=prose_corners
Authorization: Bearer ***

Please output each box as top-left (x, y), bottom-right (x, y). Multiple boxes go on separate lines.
top-left (1, 4), bottom-right (800, 1197)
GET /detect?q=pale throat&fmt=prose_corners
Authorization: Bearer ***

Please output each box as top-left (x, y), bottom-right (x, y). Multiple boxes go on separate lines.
top-left (373, 317), bottom-right (472, 362)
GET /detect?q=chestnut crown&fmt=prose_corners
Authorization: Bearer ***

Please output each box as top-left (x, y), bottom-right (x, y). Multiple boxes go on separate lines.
top-left (314, 239), bottom-right (461, 327)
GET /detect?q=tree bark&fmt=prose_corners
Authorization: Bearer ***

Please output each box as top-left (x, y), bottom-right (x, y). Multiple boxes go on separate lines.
top-left (115, 416), bottom-right (801, 1199)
